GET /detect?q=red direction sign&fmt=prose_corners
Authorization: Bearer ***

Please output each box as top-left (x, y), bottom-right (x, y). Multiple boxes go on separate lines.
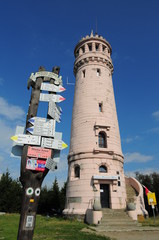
top-left (27, 146), bottom-right (52, 159)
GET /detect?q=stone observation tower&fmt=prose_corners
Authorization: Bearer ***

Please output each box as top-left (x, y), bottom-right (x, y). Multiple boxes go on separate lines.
top-left (64, 32), bottom-right (127, 218)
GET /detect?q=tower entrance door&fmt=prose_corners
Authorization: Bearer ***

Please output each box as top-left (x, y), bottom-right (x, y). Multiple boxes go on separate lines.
top-left (100, 184), bottom-right (110, 208)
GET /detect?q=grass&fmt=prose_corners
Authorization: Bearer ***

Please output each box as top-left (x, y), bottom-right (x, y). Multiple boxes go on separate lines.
top-left (141, 215), bottom-right (159, 227)
top-left (0, 214), bottom-right (111, 240)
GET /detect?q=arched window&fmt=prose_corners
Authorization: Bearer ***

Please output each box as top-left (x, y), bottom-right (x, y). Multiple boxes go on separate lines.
top-left (98, 131), bottom-right (107, 148)
top-left (74, 165), bottom-right (80, 178)
top-left (99, 165), bottom-right (107, 173)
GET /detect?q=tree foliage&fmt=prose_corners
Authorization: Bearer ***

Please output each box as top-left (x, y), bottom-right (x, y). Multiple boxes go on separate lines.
top-left (0, 171), bottom-right (66, 215)
top-left (0, 170), bottom-right (22, 213)
top-left (135, 171), bottom-right (159, 216)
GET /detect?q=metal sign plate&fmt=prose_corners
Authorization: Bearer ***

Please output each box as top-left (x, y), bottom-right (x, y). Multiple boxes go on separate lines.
top-left (39, 93), bottom-right (65, 103)
top-left (29, 71), bottom-right (62, 83)
top-left (41, 82), bottom-right (65, 92)
top-left (26, 215), bottom-right (34, 228)
top-left (27, 146), bottom-right (52, 159)
top-left (26, 158), bottom-right (46, 172)
top-left (11, 134), bottom-right (41, 146)
top-left (48, 100), bottom-right (61, 122)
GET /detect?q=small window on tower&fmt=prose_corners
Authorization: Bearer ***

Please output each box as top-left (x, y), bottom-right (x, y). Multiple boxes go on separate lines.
top-left (118, 181), bottom-right (121, 187)
top-left (99, 103), bottom-right (103, 112)
top-left (97, 68), bottom-right (101, 76)
top-left (99, 165), bottom-right (107, 173)
top-left (88, 43), bottom-right (92, 51)
top-left (96, 43), bottom-right (99, 51)
top-left (98, 131), bottom-right (107, 148)
top-left (74, 165), bottom-right (80, 178)
top-left (82, 70), bottom-right (86, 78)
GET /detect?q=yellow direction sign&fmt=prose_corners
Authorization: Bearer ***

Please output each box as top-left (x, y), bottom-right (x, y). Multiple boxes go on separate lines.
top-left (147, 192), bottom-right (157, 205)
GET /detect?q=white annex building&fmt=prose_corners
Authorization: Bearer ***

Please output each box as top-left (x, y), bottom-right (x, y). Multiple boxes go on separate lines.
top-left (64, 32), bottom-right (147, 222)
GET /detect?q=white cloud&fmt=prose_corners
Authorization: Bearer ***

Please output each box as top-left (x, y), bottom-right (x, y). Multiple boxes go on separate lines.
top-left (152, 110), bottom-right (159, 121)
top-left (0, 119), bottom-right (15, 153)
top-left (122, 136), bottom-right (140, 144)
top-left (124, 152), bottom-right (153, 163)
top-left (125, 168), bottom-right (159, 177)
top-left (147, 127), bottom-right (159, 134)
top-left (0, 97), bottom-right (25, 120)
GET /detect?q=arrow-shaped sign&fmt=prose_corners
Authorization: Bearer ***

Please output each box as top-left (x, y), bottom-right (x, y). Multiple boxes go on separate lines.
top-left (41, 137), bottom-right (68, 150)
top-left (48, 100), bottom-right (62, 122)
top-left (39, 93), bottom-right (65, 103)
top-left (28, 117), bottom-right (55, 126)
top-left (11, 134), bottom-right (41, 146)
top-left (27, 118), bottom-right (55, 137)
top-left (41, 83), bottom-right (66, 93)
top-left (45, 158), bottom-right (58, 171)
top-left (26, 126), bottom-right (55, 137)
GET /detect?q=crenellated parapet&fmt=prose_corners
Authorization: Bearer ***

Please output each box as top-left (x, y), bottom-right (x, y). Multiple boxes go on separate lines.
top-left (74, 32), bottom-right (113, 75)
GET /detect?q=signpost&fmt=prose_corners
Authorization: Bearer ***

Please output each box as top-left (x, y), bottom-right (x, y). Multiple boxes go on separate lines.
top-left (39, 93), bottom-right (65, 103)
top-left (41, 137), bottom-right (68, 150)
top-left (26, 158), bottom-right (46, 172)
top-left (48, 100), bottom-right (61, 122)
top-left (147, 192), bottom-right (157, 223)
top-left (10, 66), bottom-right (67, 240)
top-left (11, 134), bottom-right (41, 145)
top-left (41, 82), bottom-right (65, 92)
top-left (27, 146), bottom-right (52, 159)
top-left (26, 125), bottom-right (55, 137)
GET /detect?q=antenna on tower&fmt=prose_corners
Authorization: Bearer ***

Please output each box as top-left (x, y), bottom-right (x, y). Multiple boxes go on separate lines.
top-left (66, 77), bottom-right (75, 85)
top-left (95, 17), bottom-right (98, 34)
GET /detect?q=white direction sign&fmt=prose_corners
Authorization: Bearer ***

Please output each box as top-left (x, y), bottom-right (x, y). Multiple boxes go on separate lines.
top-left (27, 118), bottom-right (55, 137)
top-left (41, 83), bottom-right (66, 93)
top-left (40, 93), bottom-right (65, 103)
top-left (26, 126), bottom-right (55, 137)
top-left (28, 117), bottom-right (54, 126)
top-left (45, 158), bottom-right (58, 171)
top-left (11, 134), bottom-right (41, 146)
top-left (48, 100), bottom-right (61, 122)
top-left (41, 137), bottom-right (68, 150)
top-left (29, 71), bottom-right (62, 85)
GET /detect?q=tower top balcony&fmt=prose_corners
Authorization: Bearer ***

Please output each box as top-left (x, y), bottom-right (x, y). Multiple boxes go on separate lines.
top-left (74, 32), bottom-right (113, 75)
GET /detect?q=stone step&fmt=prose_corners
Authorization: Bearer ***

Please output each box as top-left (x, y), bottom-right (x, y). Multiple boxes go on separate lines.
top-left (99, 208), bottom-right (140, 229)
top-left (93, 226), bottom-right (144, 232)
top-left (100, 219), bottom-right (138, 225)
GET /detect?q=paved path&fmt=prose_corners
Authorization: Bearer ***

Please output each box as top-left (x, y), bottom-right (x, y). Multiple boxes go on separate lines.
top-left (97, 230), bottom-right (159, 240)
top-left (83, 227), bottom-right (159, 240)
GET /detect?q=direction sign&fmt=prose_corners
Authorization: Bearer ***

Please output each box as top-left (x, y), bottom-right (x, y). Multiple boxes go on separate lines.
top-left (26, 125), bottom-right (55, 137)
top-left (48, 100), bottom-right (62, 115)
top-left (27, 118), bottom-right (55, 136)
top-left (27, 146), bottom-right (52, 159)
top-left (11, 134), bottom-right (41, 146)
top-left (39, 93), bottom-right (65, 103)
top-left (45, 158), bottom-right (58, 171)
top-left (26, 158), bottom-right (46, 172)
top-left (147, 192), bottom-right (157, 205)
top-left (28, 117), bottom-right (55, 126)
top-left (41, 137), bottom-right (68, 150)
top-left (41, 82), bottom-right (66, 93)
top-left (47, 100), bottom-right (62, 122)
top-left (29, 71), bottom-right (62, 85)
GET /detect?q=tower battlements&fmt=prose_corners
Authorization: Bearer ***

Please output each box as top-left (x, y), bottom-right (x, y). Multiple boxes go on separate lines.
top-left (74, 32), bottom-right (113, 75)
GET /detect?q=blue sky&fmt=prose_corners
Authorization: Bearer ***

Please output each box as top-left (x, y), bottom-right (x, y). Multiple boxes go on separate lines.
top-left (0, 0), bottom-right (159, 188)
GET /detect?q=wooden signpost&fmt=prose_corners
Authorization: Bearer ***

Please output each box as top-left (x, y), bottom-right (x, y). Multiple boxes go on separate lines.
top-left (10, 66), bottom-right (67, 240)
